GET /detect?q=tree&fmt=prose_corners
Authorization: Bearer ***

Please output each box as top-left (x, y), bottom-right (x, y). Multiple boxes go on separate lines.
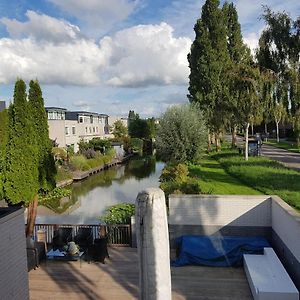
top-left (4, 80), bottom-right (39, 210)
top-left (0, 109), bottom-right (8, 199)
top-left (230, 65), bottom-right (262, 160)
top-left (273, 102), bottom-right (286, 142)
top-left (223, 2), bottom-right (252, 147)
top-left (188, 0), bottom-right (231, 151)
top-left (156, 104), bottom-right (207, 163)
top-left (258, 7), bottom-right (300, 145)
top-left (112, 120), bottom-right (128, 139)
top-left (26, 80), bottom-right (56, 236)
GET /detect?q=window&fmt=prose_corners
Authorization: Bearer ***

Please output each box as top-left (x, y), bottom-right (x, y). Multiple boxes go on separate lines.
top-left (89, 127), bottom-right (92, 133)
top-left (79, 116), bottom-right (83, 123)
top-left (96, 127), bottom-right (98, 133)
top-left (90, 116), bottom-right (93, 124)
top-left (85, 127), bottom-right (88, 133)
top-left (93, 127), bottom-right (95, 133)
top-left (72, 126), bottom-right (76, 135)
top-left (65, 127), bottom-right (69, 135)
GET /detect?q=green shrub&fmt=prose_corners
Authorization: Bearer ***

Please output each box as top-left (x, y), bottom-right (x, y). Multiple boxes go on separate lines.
top-left (39, 187), bottom-right (71, 204)
top-left (69, 155), bottom-right (89, 171)
top-left (160, 163), bottom-right (201, 197)
top-left (130, 138), bottom-right (143, 152)
top-left (100, 203), bottom-right (135, 225)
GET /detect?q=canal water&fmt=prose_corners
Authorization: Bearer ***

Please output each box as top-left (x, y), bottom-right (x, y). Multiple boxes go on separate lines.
top-left (36, 155), bottom-right (164, 224)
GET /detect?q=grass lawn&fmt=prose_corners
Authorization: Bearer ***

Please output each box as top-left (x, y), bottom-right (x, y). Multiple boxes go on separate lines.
top-left (213, 151), bottom-right (300, 211)
top-left (189, 157), bottom-right (262, 195)
top-left (265, 140), bottom-right (300, 153)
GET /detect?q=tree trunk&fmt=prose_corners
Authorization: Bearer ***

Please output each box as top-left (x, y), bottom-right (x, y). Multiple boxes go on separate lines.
top-left (264, 123), bottom-right (268, 142)
top-left (26, 195), bottom-right (38, 237)
top-left (231, 126), bottom-right (237, 148)
top-left (276, 121), bottom-right (280, 143)
top-left (245, 123), bottom-right (249, 161)
top-left (207, 129), bottom-right (211, 152)
top-left (251, 123), bottom-right (254, 136)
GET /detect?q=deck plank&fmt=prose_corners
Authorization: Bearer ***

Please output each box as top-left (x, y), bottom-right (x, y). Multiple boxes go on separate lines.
top-left (29, 247), bottom-right (252, 300)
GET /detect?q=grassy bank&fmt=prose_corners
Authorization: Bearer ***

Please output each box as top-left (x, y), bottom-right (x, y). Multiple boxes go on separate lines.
top-left (212, 151), bottom-right (300, 211)
top-left (189, 158), bottom-right (261, 195)
top-left (265, 140), bottom-right (300, 153)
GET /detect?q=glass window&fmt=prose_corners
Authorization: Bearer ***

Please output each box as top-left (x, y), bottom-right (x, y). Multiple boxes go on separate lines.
top-left (72, 126), bottom-right (76, 135)
top-left (85, 127), bottom-right (88, 133)
top-left (79, 116), bottom-right (83, 123)
top-left (65, 127), bottom-right (69, 135)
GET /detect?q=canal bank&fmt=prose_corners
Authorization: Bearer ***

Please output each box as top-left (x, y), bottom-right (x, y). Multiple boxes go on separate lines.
top-left (56, 154), bottom-right (134, 188)
top-left (36, 155), bottom-right (164, 224)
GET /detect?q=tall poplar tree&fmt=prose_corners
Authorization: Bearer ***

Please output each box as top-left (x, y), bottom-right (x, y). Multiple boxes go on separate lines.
top-left (0, 109), bottom-right (8, 199)
top-left (4, 80), bottom-right (39, 208)
top-left (26, 80), bottom-right (56, 236)
top-left (222, 2), bottom-right (252, 147)
top-left (188, 0), bottom-right (230, 151)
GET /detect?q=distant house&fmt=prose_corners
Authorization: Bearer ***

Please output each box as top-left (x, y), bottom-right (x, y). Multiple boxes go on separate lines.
top-left (0, 101), bottom-right (6, 112)
top-left (108, 116), bottom-right (128, 134)
top-left (46, 107), bottom-right (110, 152)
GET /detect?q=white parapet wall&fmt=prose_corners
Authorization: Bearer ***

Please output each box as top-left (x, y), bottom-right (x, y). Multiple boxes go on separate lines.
top-left (169, 194), bottom-right (272, 227)
top-left (168, 194), bottom-right (300, 291)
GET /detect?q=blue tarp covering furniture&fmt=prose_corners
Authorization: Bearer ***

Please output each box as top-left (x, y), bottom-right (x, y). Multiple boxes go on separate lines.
top-left (171, 235), bottom-right (270, 267)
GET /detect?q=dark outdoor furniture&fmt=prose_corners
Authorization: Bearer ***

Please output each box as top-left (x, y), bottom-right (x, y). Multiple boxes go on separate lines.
top-left (74, 227), bottom-right (93, 250)
top-left (88, 238), bottom-right (109, 264)
top-left (52, 227), bottom-right (73, 250)
top-left (26, 240), bottom-right (46, 271)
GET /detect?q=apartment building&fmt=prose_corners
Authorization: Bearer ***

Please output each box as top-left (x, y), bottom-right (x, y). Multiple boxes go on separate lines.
top-left (46, 107), bottom-right (109, 152)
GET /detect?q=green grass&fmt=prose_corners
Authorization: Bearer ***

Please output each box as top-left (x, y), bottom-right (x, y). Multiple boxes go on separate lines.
top-left (265, 140), bottom-right (300, 153)
top-left (213, 151), bottom-right (300, 211)
top-left (189, 157), bottom-right (262, 195)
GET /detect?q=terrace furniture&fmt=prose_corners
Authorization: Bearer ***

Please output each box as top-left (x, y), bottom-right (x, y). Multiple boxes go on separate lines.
top-left (88, 238), bottom-right (109, 264)
top-left (46, 249), bottom-right (85, 267)
top-left (26, 238), bottom-right (46, 271)
top-left (244, 247), bottom-right (299, 300)
top-left (74, 227), bottom-right (93, 250)
top-left (52, 227), bottom-right (73, 250)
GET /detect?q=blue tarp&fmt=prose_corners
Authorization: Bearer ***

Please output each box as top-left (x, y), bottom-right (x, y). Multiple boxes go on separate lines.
top-left (171, 235), bottom-right (270, 267)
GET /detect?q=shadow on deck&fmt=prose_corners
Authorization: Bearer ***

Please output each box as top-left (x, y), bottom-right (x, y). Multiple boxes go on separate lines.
top-left (29, 247), bottom-right (252, 300)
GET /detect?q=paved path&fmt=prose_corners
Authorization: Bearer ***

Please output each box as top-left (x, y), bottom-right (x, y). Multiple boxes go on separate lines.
top-left (261, 144), bottom-right (300, 172)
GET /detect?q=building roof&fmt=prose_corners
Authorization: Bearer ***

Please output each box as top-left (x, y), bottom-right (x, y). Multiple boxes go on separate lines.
top-left (45, 107), bottom-right (67, 111)
top-left (66, 111), bottom-right (108, 120)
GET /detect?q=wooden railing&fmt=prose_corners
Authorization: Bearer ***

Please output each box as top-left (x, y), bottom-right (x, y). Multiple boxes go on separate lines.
top-left (33, 224), bottom-right (132, 246)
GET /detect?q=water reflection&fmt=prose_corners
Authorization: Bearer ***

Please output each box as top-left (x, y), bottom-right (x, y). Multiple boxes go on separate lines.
top-left (36, 155), bottom-right (164, 224)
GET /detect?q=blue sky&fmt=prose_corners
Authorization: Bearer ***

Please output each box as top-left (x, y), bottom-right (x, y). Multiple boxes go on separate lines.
top-left (0, 0), bottom-right (299, 117)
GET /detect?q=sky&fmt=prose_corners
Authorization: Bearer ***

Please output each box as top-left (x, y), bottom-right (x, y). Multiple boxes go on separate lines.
top-left (0, 0), bottom-right (299, 118)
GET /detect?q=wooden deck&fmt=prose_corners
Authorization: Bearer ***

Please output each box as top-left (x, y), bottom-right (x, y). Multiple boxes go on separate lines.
top-left (29, 247), bottom-right (253, 300)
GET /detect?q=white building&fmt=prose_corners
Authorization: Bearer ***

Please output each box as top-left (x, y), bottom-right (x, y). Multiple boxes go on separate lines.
top-left (46, 107), bottom-right (110, 152)
top-left (108, 116), bottom-right (128, 134)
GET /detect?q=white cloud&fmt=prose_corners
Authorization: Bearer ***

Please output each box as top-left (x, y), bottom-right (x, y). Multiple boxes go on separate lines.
top-left (1, 10), bottom-right (82, 43)
top-left (0, 11), bottom-right (191, 88)
top-left (0, 37), bottom-right (105, 85)
top-left (243, 32), bottom-right (260, 54)
top-left (101, 22), bottom-right (191, 87)
top-left (48, 0), bottom-right (139, 37)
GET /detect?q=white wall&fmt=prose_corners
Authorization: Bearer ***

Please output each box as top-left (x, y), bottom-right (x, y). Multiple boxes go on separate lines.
top-left (272, 196), bottom-right (300, 262)
top-left (169, 195), bottom-right (272, 227)
top-left (0, 208), bottom-right (29, 300)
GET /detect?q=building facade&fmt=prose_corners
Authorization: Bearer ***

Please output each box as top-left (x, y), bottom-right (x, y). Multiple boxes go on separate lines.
top-left (46, 107), bottom-right (110, 152)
